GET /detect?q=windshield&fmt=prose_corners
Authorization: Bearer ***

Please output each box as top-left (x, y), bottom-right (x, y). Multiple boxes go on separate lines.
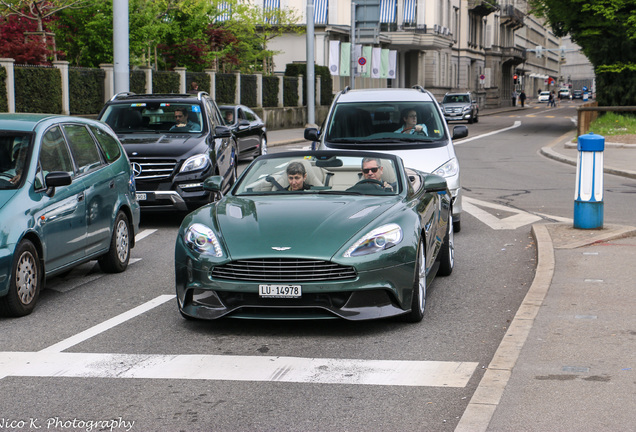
top-left (0, 133), bottom-right (32, 190)
top-left (235, 154), bottom-right (401, 196)
top-left (101, 102), bottom-right (205, 134)
top-left (325, 101), bottom-right (446, 144)
top-left (442, 95), bottom-right (470, 104)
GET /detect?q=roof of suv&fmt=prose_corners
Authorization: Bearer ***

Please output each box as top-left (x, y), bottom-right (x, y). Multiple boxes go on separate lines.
top-left (107, 92), bottom-right (210, 103)
top-left (335, 87), bottom-right (436, 103)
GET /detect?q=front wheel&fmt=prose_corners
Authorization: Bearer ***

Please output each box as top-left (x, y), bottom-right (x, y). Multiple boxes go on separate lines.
top-left (0, 240), bottom-right (41, 317)
top-left (98, 211), bottom-right (131, 273)
top-left (400, 239), bottom-right (426, 323)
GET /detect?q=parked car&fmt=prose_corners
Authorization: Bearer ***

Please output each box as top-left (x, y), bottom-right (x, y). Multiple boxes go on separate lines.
top-left (440, 91), bottom-right (479, 124)
top-left (305, 86), bottom-right (467, 232)
top-left (537, 91), bottom-right (551, 103)
top-left (175, 150), bottom-right (453, 322)
top-left (98, 92), bottom-right (237, 212)
top-left (572, 90), bottom-right (583, 99)
top-left (219, 104), bottom-right (267, 161)
top-left (0, 114), bottom-right (140, 317)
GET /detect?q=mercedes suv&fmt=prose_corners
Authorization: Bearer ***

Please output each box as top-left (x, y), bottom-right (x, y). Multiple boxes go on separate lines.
top-left (305, 86), bottom-right (467, 232)
top-left (441, 91), bottom-right (479, 124)
top-left (98, 92), bottom-right (237, 212)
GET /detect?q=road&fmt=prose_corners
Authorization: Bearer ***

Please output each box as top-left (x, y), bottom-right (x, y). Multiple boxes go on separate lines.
top-left (1, 102), bottom-right (632, 431)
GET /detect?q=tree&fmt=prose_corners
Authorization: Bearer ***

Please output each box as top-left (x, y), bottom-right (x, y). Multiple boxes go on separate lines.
top-left (0, 14), bottom-right (49, 63)
top-left (530, 0), bottom-right (636, 105)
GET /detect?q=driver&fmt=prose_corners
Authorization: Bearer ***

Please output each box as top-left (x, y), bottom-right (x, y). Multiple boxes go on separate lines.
top-left (361, 157), bottom-right (393, 191)
top-left (286, 162), bottom-right (311, 191)
top-left (394, 109), bottom-right (428, 135)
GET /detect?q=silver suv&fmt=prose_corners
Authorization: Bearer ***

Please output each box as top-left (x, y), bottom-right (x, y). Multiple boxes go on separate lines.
top-left (305, 86), bottom-right (468, 232)
top-left (441, 91), bottom-right (479, 124)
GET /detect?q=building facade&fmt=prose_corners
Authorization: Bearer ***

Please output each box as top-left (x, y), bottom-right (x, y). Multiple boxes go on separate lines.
top-left (266, 0), bottom-right (564, 108)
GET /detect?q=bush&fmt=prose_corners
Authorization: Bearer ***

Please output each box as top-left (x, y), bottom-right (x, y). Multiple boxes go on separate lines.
top-left (15, 66), bottom-right (62, 114)
top-left (130, 70), bottom-right (145, 94)
top-left (153, 71), bottom-right (179, 93)
top-left (262, 75), bottom-right (279, 107)
top-left (284, 63), bottom-right (332, 106)
top-left (69, 67), bottom-right (105, 115)
top-left (283, 76), bottom-right (298, 107)
top-left (596, 69), bottom-right (636, 106)
top-left (240, 74), bottom-right (257, 107)
top-left (0, 66), bottom-right (7, 112)
top-left (216, 73), bottom-right (236, 104)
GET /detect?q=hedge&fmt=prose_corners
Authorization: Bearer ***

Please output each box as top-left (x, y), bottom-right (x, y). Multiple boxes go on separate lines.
top-left (240, 74), bottom-right (257, 107)
top-left (262, 75), bottom-right (279, 107)
top-left (0, 66), bottom-right (7, 112)
top-left (215, 73), bottom-right (236, 104)
top-left (153, 71), bottom-right (180, 93)
top-left (69, 68), bottom-right (105, 115)
top-left (14, 66), bottom-right (62, 114)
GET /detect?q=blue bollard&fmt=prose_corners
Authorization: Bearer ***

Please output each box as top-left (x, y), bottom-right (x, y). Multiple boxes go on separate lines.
top-left (574, 133), bottom-right (604, 229)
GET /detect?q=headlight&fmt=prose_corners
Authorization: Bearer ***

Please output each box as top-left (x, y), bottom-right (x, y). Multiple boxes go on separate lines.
top-left (462, 106), bottom-right (472, 112)
top-left (184, 223), bottom-right (223, 257)
top-left (433, 158), bottom-right (459, 178)
top-left (343, 224), bottom-right (403, 257)
top-left (180, 154), bottom-right (210, 173)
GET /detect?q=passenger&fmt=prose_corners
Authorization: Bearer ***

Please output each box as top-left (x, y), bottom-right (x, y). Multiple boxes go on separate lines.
top-left (170, 108), bottom-right (197, 131)
top-left (286, 162), bottom-right (311, 191)
top-left (394, 109), bottom-right (428, 135)
top-left (224, 110), bottom-right (234, 125)
top-left (361, 157), bottom-right (394, 191)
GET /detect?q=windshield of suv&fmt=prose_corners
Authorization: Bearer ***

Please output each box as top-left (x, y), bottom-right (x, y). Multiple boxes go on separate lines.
top-left (0, 133), bottom-right (32, 190)
top-left (325, 101), bottom-right (446, 145)
top-left (101, 103), bottom-right (205, 134)
top-left (442, 95), bottom-right (470, 104)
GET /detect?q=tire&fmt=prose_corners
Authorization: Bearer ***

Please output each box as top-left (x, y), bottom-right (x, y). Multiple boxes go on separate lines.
top-left (400, 239), bottom-right (426, 323)
top-left (438, 212), bottom-right (455, 276)
top-left (474, 113), bottom-right (479, 123)
top-left (98, 211), bottom-right (131, 273)
top-left (0, 240), bottom-right (41, 317)
top-left (453, 218), bottom-right (461, 233)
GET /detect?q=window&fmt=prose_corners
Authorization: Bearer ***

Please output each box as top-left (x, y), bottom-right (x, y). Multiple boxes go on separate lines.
top-left (90, 126), bottom-right (121, 163)
top-left (38, 126), bottom-right (74, 188)
top-left (63, 124), bottom-right (102, 174)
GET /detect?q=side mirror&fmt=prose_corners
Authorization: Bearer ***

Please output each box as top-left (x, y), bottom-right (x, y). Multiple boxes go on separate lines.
top-left (203, 175), bottom-right (224, 192)
top-left (238, 119), bottom-right (250, 127)
top-left (214, 125), bottom-right (232, 139)
top-left (44, 171), bottom-right (72, 197)
top-left (452, 125), bottom-right (469, 140)
top-left (304, 128), bottom-right (320, 141)
top-left (423, 174), bottom-right (448, 193)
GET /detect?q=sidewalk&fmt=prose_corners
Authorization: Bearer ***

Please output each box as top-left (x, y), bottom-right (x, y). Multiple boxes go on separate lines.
top-left (267, 106), bottom-right (636, 432)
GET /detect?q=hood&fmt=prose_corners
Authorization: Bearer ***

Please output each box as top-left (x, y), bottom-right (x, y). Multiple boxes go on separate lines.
top-left (369, 145), bottom-right (453, 174)
top-left (442, 102), bottom-right (470, 108)
top-left (209, 195), bottom-right (399, 260)
top-left (118, 133), bottom-right (208, 158)
top-left (0, 189), bottom-right (18, 211)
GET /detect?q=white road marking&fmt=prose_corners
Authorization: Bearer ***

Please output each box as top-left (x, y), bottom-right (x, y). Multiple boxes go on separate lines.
top-left (0, 351), bottom-right (478, 387)
top-left (135, 229), bottom-right (157, 242)
top-left (39, 295), bottom-right (175, 353)
top-left (454, 121), bottom-right (521, 145)
top-left (463, 196), bottom-right (542, 230)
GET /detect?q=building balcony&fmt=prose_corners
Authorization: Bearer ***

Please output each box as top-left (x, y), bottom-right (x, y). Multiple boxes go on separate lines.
top-left (467, 0), bottom-right (499, 16)
top-left (500, 4), bottom-right (524, 30)
top-left (502, 46), bottom-right (526, 64)
top-left (383, 24), bottom-right (454, 50)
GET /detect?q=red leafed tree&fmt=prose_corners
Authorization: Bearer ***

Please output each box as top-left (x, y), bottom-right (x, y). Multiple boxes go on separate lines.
top-left (0, 14), bottom-right (49, 64)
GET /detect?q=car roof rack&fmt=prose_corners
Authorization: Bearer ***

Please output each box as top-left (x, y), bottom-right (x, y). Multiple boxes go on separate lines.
top-left (412, 85), bottom-right (426, 93)
top-left (110, 92), bottom-right (136, 101)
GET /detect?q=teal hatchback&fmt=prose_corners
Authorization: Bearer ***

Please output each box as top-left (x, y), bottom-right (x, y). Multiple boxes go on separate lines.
top-left (0, 114), bottom-right (140, 317)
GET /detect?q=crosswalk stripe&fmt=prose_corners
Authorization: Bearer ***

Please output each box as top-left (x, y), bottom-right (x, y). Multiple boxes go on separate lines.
top-left (0, 351), bottom-right (478, 387)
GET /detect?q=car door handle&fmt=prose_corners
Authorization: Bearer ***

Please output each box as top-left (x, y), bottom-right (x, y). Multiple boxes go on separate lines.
top-left (109, 180), bottom-right (115, 189)
top-left (77, 192), bottom-right (85, 202)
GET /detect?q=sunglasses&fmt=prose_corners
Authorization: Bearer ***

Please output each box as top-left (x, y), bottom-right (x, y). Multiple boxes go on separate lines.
top-left (362, 167), bottom-right (379, 174)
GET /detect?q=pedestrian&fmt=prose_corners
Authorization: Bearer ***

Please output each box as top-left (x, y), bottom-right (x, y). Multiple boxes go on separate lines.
top-left (551, 90), bottom-right (557, 107)
top-left (519, 90), bottom-right (526, 107)
top-left (188, 81), bottom-right (199, 94)
top-left (512, 89), bottom-right (518, 107)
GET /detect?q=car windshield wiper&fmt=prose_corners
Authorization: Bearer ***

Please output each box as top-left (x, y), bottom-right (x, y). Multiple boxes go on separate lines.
top-left (327, 138), bottom-right (365, 143)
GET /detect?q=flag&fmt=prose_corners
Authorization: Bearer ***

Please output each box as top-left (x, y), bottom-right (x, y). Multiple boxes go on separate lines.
top-left (361, 46), bottom-right (372, 78)
top-left (380, 49), bottom-right (389, 78)
top-left (388, 50), bottom-right (397, 79)
top-left (329, 40), bottom-right (340, 75)
top-left (354, 44), bottom-right (362, 76)
top-left (371, 47), bottom-right (381, 78)
top-left (340, 42), bottom-right (351, 76)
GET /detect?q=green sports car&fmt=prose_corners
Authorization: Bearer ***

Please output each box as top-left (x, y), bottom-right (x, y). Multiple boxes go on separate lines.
top-left (175, 151), bottom-right (454, 322)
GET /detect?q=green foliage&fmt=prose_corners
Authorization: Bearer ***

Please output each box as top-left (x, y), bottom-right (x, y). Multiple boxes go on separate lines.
top-left (284, 63), bottom-right (332, 106)
top-left (283, 76), bottom-right (298, 107)
top-left (14, 66), bottom-right (62, 113)
top-left (216, 73), bottom-right (236, 104)
top-left (130, 70), bottom-right (146, 94)
top-left (262, 75), bottom-right (279, 107)
top-left (595, 69), bottom-right (636, 106)
top-left (153, 71), bottom-right (179, 93)
top-left (589, 111), bottom-right (636, 136)
top-left (69, 67), bottom-right (105, 115)
top-left (240, 74), bottom-right (257, 107)
top-left (0, 66), bottom-right (7, 112)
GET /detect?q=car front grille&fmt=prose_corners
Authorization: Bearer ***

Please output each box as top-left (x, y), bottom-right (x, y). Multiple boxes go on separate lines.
top-left (131, 159), bottom-right (177, 180)
top-left (211, 258), bottom-right (357, 282)
top-left (444, 107), bottom-right (463, 114)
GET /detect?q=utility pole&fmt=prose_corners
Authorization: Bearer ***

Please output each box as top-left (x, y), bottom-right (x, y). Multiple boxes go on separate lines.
top-left (306, 0), bottom-right (315, 126)
top-left (350, 2), bottom-right (356, 89)
top-left (113, 0), bottom-right (129, 94)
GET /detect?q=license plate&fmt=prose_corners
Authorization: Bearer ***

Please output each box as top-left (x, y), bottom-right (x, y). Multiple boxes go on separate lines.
top-left (259, 284), bottom-right (302, 298)
top-left (136, 193), bottom-right (147, 201)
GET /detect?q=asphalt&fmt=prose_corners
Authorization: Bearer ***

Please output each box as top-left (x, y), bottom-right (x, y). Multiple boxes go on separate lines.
top-left (267, 103), bottom-right (636, 431)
